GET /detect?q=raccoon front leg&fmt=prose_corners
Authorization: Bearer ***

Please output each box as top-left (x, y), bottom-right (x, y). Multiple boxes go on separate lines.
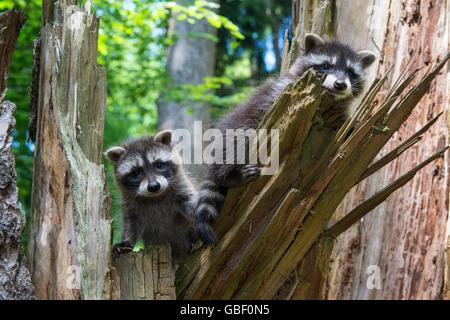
top-left (194, 164), bottom-right (260, 246)
top-left (170, 239), bottom-right (192, 269)
top-left (114, 214), bottom-right (143, 254)
top-left (216, 163), bottom-right (261, 188)
top-left (178, 194), bottom-right (197, 220)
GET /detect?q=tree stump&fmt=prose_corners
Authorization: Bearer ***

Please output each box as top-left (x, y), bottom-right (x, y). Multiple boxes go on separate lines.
top-left (112, 247), bottom-right (176, 300)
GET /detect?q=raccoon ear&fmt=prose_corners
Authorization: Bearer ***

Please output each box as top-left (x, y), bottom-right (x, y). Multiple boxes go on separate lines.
top-left (105, 146), bottom-right (126, 163)
top-left (304, 33), bottom-right (325, 52)
top-left (155, 130), bottom-right (172, 146)
top-left (357, 50), bottom-right (377, 68)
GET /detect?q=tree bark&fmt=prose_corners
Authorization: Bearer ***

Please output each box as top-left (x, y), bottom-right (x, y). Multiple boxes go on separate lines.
top-left (0, 9), bottom-right (34, 300)
top-left (0, 9), bottom-right (25, 96)
top-left (281, 0), bottom-right (334, 74)
top-left (17, 0), bottom-right (450, 301)
top-left (27, 1), bottom-right (112, 299)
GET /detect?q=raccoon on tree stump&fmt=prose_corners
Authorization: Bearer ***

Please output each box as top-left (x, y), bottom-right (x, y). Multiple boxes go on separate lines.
top-left (106, 130), bottom-right (198, 266)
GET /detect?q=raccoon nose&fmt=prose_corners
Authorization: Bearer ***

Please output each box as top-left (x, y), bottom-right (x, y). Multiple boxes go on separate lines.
top-left (334, 80), bottom-right (347, 91)
top-left (147, 181), bottom-right (161, 192)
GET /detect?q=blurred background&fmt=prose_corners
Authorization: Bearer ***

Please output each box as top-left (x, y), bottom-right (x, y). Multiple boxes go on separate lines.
top-left (0, 0), bottom-right (291, 244)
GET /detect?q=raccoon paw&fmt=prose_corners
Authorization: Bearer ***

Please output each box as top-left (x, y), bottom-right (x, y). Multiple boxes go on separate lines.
top-left (113, 241), bottom-right (133, 254)
top-left (196, 223), bottom-right (216, 246)
top-left (240, 164), bottom-right (261, 183)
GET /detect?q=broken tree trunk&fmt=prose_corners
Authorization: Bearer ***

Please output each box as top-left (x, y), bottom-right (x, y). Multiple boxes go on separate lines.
top-left (0, 9), bottom-right (34, 300)
top-left (27, 1), bottom-right (112, 299)
top-left (176, 0), bottom-right (449, 298)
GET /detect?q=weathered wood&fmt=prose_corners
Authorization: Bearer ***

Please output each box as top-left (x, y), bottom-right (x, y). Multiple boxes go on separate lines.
top-left (0, 9), bottom-right (34, 300)
top-left (445, 237), bottom-right (450, 299)
top-left (328, 146), bottom-right (449, 238)
top-left (288, 236), bottom-right (334, 300)
top-left (112, 247), bottom-right (176, 300)
top-left (176, 71), bottom-right (326, 299)
top-left (27, 1), bottom-right (112, 299)
top-left (288, 144), bottom-right (448, 298)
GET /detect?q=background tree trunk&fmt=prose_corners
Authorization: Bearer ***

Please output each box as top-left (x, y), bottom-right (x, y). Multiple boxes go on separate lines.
top-left (157, 0), bottom-right (218, 178)
top-left (0, 9), bottom-right (34, 300)
top-left (27, 1), bottom-right (112, 299)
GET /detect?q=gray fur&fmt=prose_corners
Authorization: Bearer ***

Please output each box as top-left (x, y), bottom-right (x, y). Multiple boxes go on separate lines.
top-left (107, 134), bottom-right (198, 265)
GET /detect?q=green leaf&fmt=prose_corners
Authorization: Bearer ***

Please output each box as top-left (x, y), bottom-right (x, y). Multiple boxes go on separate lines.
top-left (207, 16), bottom-right (222, 28)
top-left (177, 13), bottom-right (188, 21)
top-left (132, 240), bottom-right (145, 252)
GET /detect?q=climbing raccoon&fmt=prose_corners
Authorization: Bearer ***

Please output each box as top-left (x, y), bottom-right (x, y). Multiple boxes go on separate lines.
top-left (106, 130), bottom-right (198, 265)
top-left (194, 33), bottom-right (377, 245)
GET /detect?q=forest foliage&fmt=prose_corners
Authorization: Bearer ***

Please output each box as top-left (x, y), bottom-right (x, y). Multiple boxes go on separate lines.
top-left (0, 0), bottom-right (291, 245)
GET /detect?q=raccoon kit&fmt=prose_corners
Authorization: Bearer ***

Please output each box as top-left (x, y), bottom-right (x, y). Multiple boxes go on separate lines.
top-left (194, 33), bottom-right (377, 245)
top-left (106, 130), bottom-right (198, 265)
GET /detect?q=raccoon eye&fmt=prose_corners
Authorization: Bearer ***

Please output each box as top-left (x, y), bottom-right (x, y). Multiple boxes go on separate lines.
top-left (321, 63), bottom-right (332, 71)
top-left (154, 161), bottom-right (168, 170)
top-left (347, 68), bottom-right (357, 78)
top-left (128, 168), bottom-right (141, 178)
